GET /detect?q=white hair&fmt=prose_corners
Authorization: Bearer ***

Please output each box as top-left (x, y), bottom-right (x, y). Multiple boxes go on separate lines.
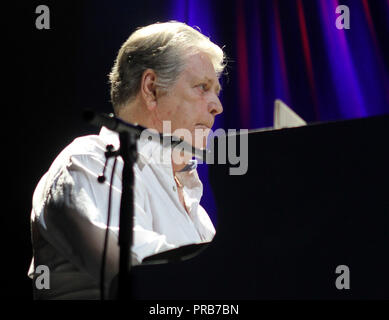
top-left (109, 21), bottom-right (226, 113)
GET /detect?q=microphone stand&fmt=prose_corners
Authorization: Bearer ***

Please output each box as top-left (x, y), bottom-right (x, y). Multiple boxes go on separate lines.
top-left (117, 131), bottom-right (137, 300)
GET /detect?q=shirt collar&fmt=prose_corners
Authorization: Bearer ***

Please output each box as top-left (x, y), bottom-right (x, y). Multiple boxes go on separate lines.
top-left (99, 126), bottom-right (197, 172)
top-left (99, 126), bottom-right (166, 164)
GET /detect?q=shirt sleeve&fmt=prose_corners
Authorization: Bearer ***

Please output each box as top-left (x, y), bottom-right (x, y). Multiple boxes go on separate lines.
top-left (36, 153), bottom-right (175, 289)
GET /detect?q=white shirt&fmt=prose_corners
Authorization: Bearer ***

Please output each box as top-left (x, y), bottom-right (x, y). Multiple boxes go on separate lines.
top-left (28, 127), bottom-right (215, 299)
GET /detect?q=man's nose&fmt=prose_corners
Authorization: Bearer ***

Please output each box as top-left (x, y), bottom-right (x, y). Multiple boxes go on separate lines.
top-left (208, 96), bottom-right (223, 117)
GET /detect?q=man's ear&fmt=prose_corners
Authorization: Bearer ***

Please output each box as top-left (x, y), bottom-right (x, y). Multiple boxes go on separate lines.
top-left (140, 69), bottom-right (158, 111)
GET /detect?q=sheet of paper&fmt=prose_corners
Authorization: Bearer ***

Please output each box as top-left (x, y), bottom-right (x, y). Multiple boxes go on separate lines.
top-left (274, 99), bottom-right (307, 129)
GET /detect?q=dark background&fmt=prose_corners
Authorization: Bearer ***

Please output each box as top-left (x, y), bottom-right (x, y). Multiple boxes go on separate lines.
top-left (3, 0), bottom-right (388, 299)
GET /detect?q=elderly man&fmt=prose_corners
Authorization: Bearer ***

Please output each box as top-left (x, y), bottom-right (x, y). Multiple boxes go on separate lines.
top-left (28, 21), bottom-right (225, 299)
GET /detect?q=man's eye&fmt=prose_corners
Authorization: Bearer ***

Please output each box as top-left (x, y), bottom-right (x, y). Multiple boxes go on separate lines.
top-left (198, 84), bottom-right (208, 91)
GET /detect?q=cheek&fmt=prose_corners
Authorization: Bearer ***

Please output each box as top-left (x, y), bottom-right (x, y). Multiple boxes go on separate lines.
top-left (161, 89), bottom-right (205, 130)
top-left (175, 101), bottom-right (200, 126)
top-left (174, 112), bottom-right (193, 130)
top-left (156, 97), bottom-right (178, 121)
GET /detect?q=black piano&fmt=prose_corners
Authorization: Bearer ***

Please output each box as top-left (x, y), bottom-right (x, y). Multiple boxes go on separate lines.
top-left (122, 114), bottom-right (389, 299)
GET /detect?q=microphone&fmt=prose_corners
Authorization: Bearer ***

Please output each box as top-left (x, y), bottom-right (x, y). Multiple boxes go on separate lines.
top-left (83, 110), bottom-right (146, 136)
top-left (83, 110), bottom-right (208, 160)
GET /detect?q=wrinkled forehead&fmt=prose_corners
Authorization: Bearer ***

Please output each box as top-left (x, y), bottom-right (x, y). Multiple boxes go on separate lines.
top-left (182, 53), bottom-right (221, 86)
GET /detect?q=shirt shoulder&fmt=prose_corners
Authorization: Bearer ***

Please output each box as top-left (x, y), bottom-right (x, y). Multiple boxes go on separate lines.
top-left (32, 133), bottom-right (108, 213)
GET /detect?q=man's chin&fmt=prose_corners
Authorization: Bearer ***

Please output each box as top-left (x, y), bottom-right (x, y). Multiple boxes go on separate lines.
top-left (193, 129), bottom-right (210, 150)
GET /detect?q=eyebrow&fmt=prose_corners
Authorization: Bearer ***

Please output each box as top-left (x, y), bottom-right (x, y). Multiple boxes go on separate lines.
top-left (204, 77), bottom-right (222, 95)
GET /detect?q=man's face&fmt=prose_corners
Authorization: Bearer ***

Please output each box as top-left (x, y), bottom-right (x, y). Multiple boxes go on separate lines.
top-left (154, 52), bottom-right (223, 149)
